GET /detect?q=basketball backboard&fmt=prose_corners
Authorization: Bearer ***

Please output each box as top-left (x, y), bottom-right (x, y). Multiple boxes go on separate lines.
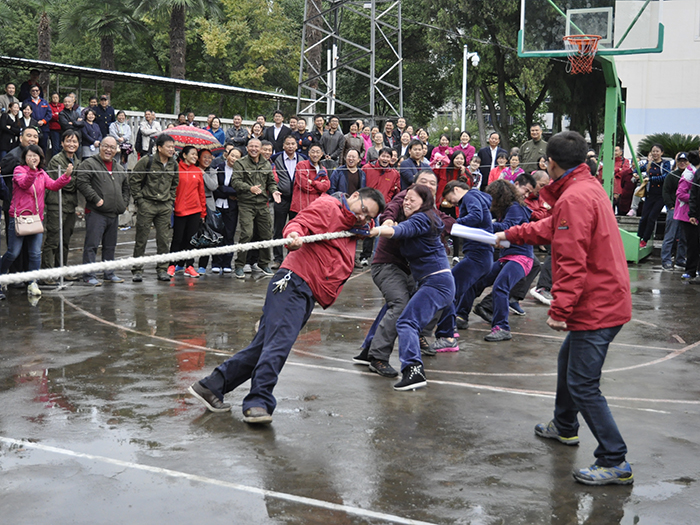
top-left (518, 0), bottom-right (664, 57)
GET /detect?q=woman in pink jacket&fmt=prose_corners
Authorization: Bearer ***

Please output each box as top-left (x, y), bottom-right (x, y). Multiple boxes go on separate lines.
top-left (0, 144), bottom-right (71, 299)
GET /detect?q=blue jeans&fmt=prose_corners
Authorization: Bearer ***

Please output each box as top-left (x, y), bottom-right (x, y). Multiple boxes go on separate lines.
top-left (0, 218), bottom-right (43, 275)
top-left (396, 271), bottom-right (455, 370)
top-left (201, 270), bottom-right (315, 414)
top-left (553, 325), bottom-right (628, 467)
top-left (661, 210), bottom-right (686, 266)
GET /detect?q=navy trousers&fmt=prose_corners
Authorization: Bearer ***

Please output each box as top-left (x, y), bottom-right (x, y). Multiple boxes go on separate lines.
top-left (200, 270), bottom-right (315, 414)
top-left (476, 260), bottom-right (525, 331)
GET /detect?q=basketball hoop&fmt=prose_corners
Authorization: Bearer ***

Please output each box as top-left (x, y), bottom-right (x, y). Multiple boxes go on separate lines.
top-left (563, 34), bottom-right (602, 74)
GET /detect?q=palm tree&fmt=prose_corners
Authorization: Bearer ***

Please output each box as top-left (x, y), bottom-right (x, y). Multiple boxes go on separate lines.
top-left (58, 0), bottom-right (144, 96)
top-left (135, 0), bottom-right (221, 113)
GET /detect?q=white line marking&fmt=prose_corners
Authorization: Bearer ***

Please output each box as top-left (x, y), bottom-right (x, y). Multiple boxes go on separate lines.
top-left (0, 437), bottom-right (436, 525)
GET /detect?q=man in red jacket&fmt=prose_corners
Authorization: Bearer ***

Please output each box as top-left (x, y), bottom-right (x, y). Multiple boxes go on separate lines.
top-left (496, 131), bottom-right (633, 486)
top-left (189, 188), bottom-right (385, 423)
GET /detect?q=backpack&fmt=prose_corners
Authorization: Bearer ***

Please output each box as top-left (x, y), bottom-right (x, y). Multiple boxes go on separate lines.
top-left (135, 127), bottom-right (156, 155)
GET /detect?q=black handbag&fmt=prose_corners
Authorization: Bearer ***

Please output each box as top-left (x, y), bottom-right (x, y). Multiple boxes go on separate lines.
top-left (205, 206), bottom-right (224, 233)
top-left (190, 221), bottom-right (223, 248)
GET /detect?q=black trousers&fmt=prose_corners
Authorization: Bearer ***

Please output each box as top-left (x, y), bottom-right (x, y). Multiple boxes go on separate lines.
top-left (637, 193), bottom-right (664, 242)
top-left (170, 213), bottom-right (202, 267)
top-left (272, 198), bottom-right (293, 263)
top-left (683, 222), bottom-right (700, 278)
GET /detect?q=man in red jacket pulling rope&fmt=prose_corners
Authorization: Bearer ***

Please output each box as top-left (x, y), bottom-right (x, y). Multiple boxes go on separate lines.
top-left (495, 131), bottom-right (633, 486)
top-left (189, 188), bottom-right (385, 424)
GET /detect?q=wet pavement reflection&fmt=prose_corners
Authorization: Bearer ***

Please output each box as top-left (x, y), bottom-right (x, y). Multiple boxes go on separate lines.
top-left (1, 248), bottom-right (700, 524)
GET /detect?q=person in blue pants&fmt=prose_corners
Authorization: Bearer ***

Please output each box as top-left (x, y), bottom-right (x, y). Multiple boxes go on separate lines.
top-left (477, 180), bottom-right (533, 342)
top-left (370, 184), bottom-right (455, 390)
top-left (431, 179), bottom-right (494, 351)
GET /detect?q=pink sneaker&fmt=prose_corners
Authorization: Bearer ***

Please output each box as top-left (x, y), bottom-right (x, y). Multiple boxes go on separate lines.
top-left (432, 337), bottom-right (459, 352)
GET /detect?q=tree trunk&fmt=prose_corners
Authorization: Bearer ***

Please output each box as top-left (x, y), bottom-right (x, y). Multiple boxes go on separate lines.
top-left (101, 36), bottom-right (115, 97)
top-left (475, 86), bottom-right (486, 147)
top-left (38, 11), bottom-right (51, 91)
top-left (170, 4), bottom-right (186, 114)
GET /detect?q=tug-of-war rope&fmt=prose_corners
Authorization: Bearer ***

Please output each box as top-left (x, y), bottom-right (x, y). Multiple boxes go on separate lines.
top-left (0, 231), bottom-right (355, 286)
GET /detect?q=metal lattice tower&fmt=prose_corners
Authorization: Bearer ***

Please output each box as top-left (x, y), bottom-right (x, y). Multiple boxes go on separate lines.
top-left (296, 0), bottom-right (403, 124)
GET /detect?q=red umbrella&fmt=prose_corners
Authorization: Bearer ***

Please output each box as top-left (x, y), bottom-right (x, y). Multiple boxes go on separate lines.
top-left (156, 125), bottom-right (224, 154)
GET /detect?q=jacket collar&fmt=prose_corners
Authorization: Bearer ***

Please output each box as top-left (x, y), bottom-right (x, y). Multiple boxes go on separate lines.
top-left (539, 163), bottom-right (591, 205)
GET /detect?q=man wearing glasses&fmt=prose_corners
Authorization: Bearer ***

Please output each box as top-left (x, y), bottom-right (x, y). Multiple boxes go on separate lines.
top-left (76, 136), bottom-right (130, 285)
top-left (189, 187), bottom-right (386, 424)
top-left (24, 85), bottom-right (52, 155)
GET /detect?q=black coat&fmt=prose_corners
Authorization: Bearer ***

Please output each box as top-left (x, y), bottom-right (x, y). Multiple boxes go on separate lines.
top-left (262, 124), bottom-right (292, 155)
top-left (0, 113), bottom-right (22, 153)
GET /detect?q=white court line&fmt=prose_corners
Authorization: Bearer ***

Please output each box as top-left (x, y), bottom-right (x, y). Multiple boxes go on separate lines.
top-left (0, 437), bottom-right (436, 525)
top-left (61, 298), bottom-right (700, 406)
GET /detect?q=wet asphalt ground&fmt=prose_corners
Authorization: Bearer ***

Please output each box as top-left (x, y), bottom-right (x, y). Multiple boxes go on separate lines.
top-left (1, 229), bottom-right (700, 524)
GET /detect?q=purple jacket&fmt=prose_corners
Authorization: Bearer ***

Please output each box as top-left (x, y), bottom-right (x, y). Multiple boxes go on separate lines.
top-left (674, 167), bottom-right (696, 223)
top-left (10, 165), bottom-right (70, 220)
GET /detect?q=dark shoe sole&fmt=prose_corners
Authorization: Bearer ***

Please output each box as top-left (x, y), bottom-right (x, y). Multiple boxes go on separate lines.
top-left (473, 305), bottom-right (493, 323)
top-left (535, 428), bottom-right (579, 446)
top-left (188, 385), bottom-right (231, 413)
top-left (393, 380), bottom-right (427, 391)
top-left (369, 362), bottom-right (399, 378)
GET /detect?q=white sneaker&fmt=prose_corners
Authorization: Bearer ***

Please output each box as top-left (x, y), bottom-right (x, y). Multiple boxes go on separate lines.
top-left (243, 264), bottom-right (252, 273)
top-left (211, 266), bottom-right (221, 274)
top-left (27, 282), bottom-right (42, 296)
top-left (360, 258), bottom-right (369, 267)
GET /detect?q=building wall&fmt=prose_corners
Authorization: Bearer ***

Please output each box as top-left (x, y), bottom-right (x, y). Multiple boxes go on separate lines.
top-left (616, 0), bottom-right (700, 152)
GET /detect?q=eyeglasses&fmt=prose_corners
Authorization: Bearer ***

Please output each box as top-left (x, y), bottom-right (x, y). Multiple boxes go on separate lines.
top-left (101, 144), bottom-right (117, 150)
top-left (359, 194), bottom-right (369, 215)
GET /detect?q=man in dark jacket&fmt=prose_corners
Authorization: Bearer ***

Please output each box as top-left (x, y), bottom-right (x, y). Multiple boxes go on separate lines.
top-left (398, 140), bottom-right (430, 190)
top-left (224, 114), bottom-right (248, 154)
top-left (477, 132), bottom-right (508, 190)
top-left (329, 149), bottom-right (365, 195)
top-left (320, 116), bottom-right (345, 169)
top-left (271, 135), bottom-right (307, 266)
top-left (76, 136), bottom-right (130, 285)
top-left (94, 95), bottom-right (116, 138)
top-left (58, 96), bottom-right (85, 135)
top-left (24, 85), bottom-right (52, 154)
top-left (660, 152), bottom-right (689, 269)
top-left (129, 134), bottom-right (179, 282)
top-left (262, 110), bottom-right (292, 154)
top-left (497, 131), bottom-right (633, 486)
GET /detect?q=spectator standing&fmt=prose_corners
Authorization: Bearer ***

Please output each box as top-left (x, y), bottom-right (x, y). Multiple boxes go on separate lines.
top-left (329, 149), bottom-right (365, 196)
top-left (186, 111), bottom-right (197, 127)
top-left (477, 132), bottom-right (508, 190)
top-left (18, 70), bottom-right (43, 101)
top-left (109, 111), bottom-right (132, 167)
top-left (94, 95), bottom-right (115, 140)
top-left (453, 131), bottom-right (476, 161)
top-left (382, 121), bottom-right (396, 149)
top-left (488, 152), bottom-right (508, 184)
top-left (168, 145), bottom-right (206, 278)
top-left (262, 110), bottom-right (292, 154)
top-left (231, 138), bottom-right (282, 278)
top-left (0, 83), bottom-right (19, 112)
top-left (637, 144), bottom-right (672, 248)
top-left (341, 121), bottom-right (366, 164)
top-left (680, 152), bottom-right (700, 279)
top-left (130, 134), bottom-right (179, 282)
top-left (290, 144), bottom-right (330, 216)
top-left (81, 96), bottom-right (98, 120)
top-left (24, 86), bottom-right (51, 154)
top-left (225, 114), bottom-right (249, 154)
top-left (430, 134), bottom-right (453, 163)
top-left (18, 104), bottom-right (39, 136)
top-left (660, 152), bottom-right (689, 270)
top-left (211, 147), bottom-right (241, 274)
top-left (311, 114), bottom-right (325, 145)
top-left (41, 130), bottom-right (81, 281)
top-left (48, 93), bottom-right (64, 156)
top-left (137, 110), bottom-right (162, 157)
top-left (361, 125), bottom-right (373, 163)
top-left (196, 148), bottom-right (218, 273)
top-left (320, 116), bottom-right (345, 169)
top-left (607, 146), bottom-right (635, 215)
top-left (75, 136), bottom-right (129, 285)
top-left (366, 130), bottom-right (386, 164)
top-left (58, 96), bottom-right (84, 138)
top-left (500, 153), bottom-right (525, 182)
top-left (207, 116), bottom-right (226, 147)
top-left (81, 109), bottom-right (102, 159)
top-left (520, 124), bottom-right (548, 173)
top-left (292, 117), bottom-right (314, 156)
top-left (0, 102), bottom-right (22, 159)
top-left (398, 139), bottom-right (430, 190)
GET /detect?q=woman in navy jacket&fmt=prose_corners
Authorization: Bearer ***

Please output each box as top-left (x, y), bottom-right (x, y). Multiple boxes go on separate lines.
top-left (477, 179), bottom-right (533, 341)
top-left (370, 184), bottom-right (455, 391)
top-left (81, 109), bottom-right (102, 158)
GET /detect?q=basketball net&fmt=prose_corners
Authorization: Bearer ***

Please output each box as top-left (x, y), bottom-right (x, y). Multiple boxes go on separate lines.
top-left (563, 35), bottom-right (602, 74)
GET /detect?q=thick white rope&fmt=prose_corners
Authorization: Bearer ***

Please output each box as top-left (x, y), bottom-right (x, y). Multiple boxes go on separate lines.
top-left (0, 231), bottom-right (355, 286)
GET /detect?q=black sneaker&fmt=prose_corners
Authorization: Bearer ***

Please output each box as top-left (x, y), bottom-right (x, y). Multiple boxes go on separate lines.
top-left (369, 359), bottom-right (399, 378)
top-left (352, 347), bottom-right (371, 365)
top-left (188, 382), bottom-right (231, 412)
top-left (455, 315), bottom-right (469, 329)
top-left (132, 273), bottom-right (143, 283)
top-left (473, 303), bottom-right (493, 323)
top-left (393, 364), bottom-right (427, 391)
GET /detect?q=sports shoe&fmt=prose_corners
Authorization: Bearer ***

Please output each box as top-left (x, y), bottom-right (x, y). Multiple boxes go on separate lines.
top-left (360, 258), bottom-right (369, 267)
top-left (484, 326), bottom-right (512, 342)
top-left (509, 301), bottom-right (526, 316)
top-left (419, 335), bottom-right (434, 356)
top-left (243, 264), bottom-right (252, 273)
top-left (534, 420), bottom-right (579, 446)
top-left (132, 273), bottom-right (143, 283)
top-left (452, 256), bottom-right (460, 266)
top-left (675, 263), bottom-right (686, 270)
top-left (431, 337), bottom-right (459, 353)
top-left (456, 315), bottom-right (468, 329)
top-left (211, 266), bottom-right (221, 274)
top-left (662, 263), bottom-right (673, 271)
top-left (626, 208), bottom-right (636, 217)
top-left (573, 461), bottom-right (634, 486)
top-left (85, 277), bottom-right (102, 286)
top-left (174, 265), bottom-right (185, 274)
top-left (0, 286), bottom-right (6, 300)
top-left (167, 265), bottom-right (176, 277)
top-left (252, 263), bottom-right (263, 273)
top-left (157, 271), bottom-right (171, 281)
top-left (393, 364), bottom-right (427, 391)
top-left (104, 275), bottom-right (124, 283)
top-left (682, 273), bottom-right (695, 280)
top-left (184, 266), bottom-right (200, 278)
top-left (243, 406), bottom-right (273, 424)
top-left (234, 268), bottom-right (245, 279)
top-left (271, 261), bottom-right (281, 269)
top-left (530, 287), bottom-right (553, 306)
top-left (639, 240), bottom-right (647, 248)
top-left (27, 282), bottom-right (41, 296)
top-left (473, 302), bottom-right (493, 323)
top-left (352, 347), bottom-right (371, 365)
top-left (369, 359), bottom-right (399, 378)
top-left (0, 291), bottom-right (5, 300)
top-left (223, 267), bottom-right (232, 273)
top-left (259, 266), bottom-right (274, 276)
top-left (188, 381), bottom-right (231, 412)
top-left (197, 267), bottom-right (207, 274)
